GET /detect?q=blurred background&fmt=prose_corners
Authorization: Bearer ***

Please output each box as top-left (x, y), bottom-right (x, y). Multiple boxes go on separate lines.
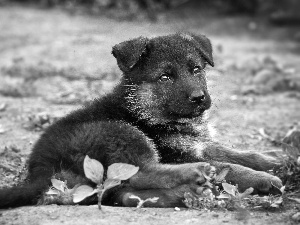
top-left (3, 0), bottom-right (300, 23)
top-left (0, 0), bottom-right (299, 188)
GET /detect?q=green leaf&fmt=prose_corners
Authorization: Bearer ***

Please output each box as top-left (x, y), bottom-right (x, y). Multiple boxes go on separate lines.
top-left (67, 184), bottom-right (81, 195)
top-left (107, 163), bottom-right (139, 180)
top-left (73, 185), bottom-right (97, 203)
top-left (222, 183), bottom-right (237, 196)
top-left (51, 179), bottom-right (67, 192)
top-left (103, 178), bottom-right (121, 190)
top-left (83, 155), bottom-right (104, 184)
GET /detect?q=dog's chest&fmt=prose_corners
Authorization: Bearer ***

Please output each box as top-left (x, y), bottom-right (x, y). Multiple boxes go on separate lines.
top-left (155, 132), bottom-right (208, 164)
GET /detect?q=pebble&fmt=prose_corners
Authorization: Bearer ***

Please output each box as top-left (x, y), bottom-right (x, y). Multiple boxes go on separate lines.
top-left (0, 103), bottom-right (7, 112)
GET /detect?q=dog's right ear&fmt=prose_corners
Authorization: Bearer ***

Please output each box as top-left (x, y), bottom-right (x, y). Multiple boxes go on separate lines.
top-left (112, 37), bottom-right (149, 72)
top-left (190, 34), bottom-right (214, 67)
top-left (179, 33), bottom-right (214, 67)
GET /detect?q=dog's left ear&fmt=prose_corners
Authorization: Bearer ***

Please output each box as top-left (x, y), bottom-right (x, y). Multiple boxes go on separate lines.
top-left (179, 33), bottom-right (214, 67)
top-left (112, 37), bottom-right (149, 72)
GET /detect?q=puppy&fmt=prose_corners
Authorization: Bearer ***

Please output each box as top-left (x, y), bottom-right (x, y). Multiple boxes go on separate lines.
top-left (0, 33), bottom-right (282, 208)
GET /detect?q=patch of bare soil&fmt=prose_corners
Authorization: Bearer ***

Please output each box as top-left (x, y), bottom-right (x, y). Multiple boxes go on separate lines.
top-left (238, 56), bottom-right (300, 95)
top-left (0, 4), bottom-right (300, 225)
top-left (0, 205), bottom-right (294, 225)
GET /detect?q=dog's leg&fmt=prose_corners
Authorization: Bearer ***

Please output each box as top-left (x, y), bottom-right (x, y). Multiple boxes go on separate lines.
top-left (210, 161), bottom-right (282, 194)
top-left (7, 121), bottom-right (213, 208)
top-left (198, 144), bottom-right (283, 194)
top-left (128, 162), bottom-right (213, 190)
top-left (202, 143), bottom-right (281, 171)
top-left (35, 121), bottom-right (214, 191)
top-left (106, 184), bottom-right (199, 208)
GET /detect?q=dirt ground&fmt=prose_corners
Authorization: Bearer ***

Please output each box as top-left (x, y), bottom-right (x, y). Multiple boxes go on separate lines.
top-left (0, 3), bottom-right (300, 225)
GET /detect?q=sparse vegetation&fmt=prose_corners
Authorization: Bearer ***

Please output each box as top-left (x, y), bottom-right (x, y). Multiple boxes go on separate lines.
top-left (44, 156), bottom-right (139, 209)
top-left (43, 156), bottom-right (290, 213)
top-left (183, 168), bottom-right (284, 213)
top-left (275, 129), bottom-right (300, 194)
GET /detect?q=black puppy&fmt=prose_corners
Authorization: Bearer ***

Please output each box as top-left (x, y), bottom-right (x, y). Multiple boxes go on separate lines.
top-left (0, 33), bottom-right (282, 208)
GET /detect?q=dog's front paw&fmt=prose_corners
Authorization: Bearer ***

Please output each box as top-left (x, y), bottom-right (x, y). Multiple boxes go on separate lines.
top-left (213, 162), bottom-right (283, 195)
top-left (252, 172), bottom-right (283, 194)
top-left (182, 162), bottom-right (215, 187)
top-left (236, 171), bottom-right (283, 195)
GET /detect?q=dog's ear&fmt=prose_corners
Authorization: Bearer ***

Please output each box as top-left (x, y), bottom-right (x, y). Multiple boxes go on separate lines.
top-left (112, 37), bottom-right (149, 72)
top-left (179, 33), bottom-right (214, 67)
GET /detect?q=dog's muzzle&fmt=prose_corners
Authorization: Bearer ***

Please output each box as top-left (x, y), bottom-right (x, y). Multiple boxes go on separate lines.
top-left (189, 90), bottom-right (211, 110)
top-left (189, 90), bottom-right (206, 104)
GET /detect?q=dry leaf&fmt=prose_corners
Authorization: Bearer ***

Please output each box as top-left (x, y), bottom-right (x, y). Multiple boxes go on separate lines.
top-left (239, 187), bottom-right (254, 199)
top-left (222, 183), bottom-right (237, 196)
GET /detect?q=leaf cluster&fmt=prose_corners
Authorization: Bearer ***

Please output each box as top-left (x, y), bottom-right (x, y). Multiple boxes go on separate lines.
top-left (274, 128), bottom-right (300, 194)
top-left (43, 179), bottom-right (79, 205)
top-left (183, 168), bottom-right (284, 212)
top-left (46, 155), bottom-right (139, 209)
top-left (258, 126), bottom-right (300, 195)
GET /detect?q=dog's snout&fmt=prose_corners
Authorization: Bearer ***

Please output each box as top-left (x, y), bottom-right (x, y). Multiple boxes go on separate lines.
top-left (189, 90), bottom-right (206, 104)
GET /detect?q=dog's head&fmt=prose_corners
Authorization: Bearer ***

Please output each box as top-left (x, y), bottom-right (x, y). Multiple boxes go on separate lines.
top-left (112, 33), bottom-right (214, 124)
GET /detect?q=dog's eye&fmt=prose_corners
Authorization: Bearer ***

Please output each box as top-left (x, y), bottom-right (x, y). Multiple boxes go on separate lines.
top-left (193, 66), bottom-right (202, 75)
top-left (159, 74), bottom-right (172, 82)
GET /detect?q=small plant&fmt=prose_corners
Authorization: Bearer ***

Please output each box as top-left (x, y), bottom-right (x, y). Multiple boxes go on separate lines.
top-left (246, 194), bottom-right (283, 210)
top-left (217, 183), bottom-right (254, 210)
top-left (259, 126), bottom-right (300, 193)
top-left (45, 155), bottom-right (139, 209)
top-left (183, 190), bottom-right (218, 210)
top-left (129, 195), bottom-right (159, 208)
top-left (44, 179), bottom-right (79, 205)
top-left (73, 155), bottom-right (139, 209)
top-left (183, 167), bottom-right (284, 212)
top-left (183, 167), bottom-right (230, 210)
top-left (278, 128), bottom-right (300, 193)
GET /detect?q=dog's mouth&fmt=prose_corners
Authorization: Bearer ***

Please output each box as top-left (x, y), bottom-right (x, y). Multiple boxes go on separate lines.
top-left (167, 98), bottom-right (211, 120)
top-left (168, 107), bottom-right (206, 120)
top-left (166, 92), bottom-right (212, 120)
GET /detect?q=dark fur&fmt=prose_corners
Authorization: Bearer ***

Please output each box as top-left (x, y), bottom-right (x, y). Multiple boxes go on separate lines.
top-left (0, 33), bottom-right (282, 209)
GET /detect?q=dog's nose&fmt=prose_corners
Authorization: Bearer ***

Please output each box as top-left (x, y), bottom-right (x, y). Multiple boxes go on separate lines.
top-left (189, 90), bottom-right (206, 104)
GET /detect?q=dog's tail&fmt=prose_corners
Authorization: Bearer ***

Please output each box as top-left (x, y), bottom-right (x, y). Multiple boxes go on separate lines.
top-left (0, 177), bottom-right (49, 209)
